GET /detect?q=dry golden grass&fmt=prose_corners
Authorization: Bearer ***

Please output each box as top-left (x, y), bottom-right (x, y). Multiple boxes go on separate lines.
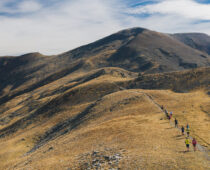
top-left (145, 89), bottom-right (210, 148)
top-left (0, 67), bottom-right (209, 170)
top-left (0, 88), bottom-right (209, 170)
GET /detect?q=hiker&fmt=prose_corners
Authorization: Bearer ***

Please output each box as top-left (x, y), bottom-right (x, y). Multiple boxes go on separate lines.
top-left (192, 138), bottom-right (197, 151)
top-left (166, 112), bottom-right (169, 119)
top-left (169, 114), bottom-right (172, 121)
top-left (181, 126), bottom-right (185, 135)
top-left (185, 137), bottom-right (190, 152)
top-left (186, 127), bottom-right (190, 137)
top-left (170, 112), bottom-right (173, 117)
top-left (175, 118), bottom-right (178, 128)
top-left (165, 109), bottom-right (169, 118)
top-left (186, 124), bottom-right (189, 130)
top-left (161, 105), bottom-right (164, 110)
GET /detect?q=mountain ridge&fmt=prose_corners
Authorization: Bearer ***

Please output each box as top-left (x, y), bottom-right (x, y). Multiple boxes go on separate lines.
top-left (0, 27), bottom-right (210, 97)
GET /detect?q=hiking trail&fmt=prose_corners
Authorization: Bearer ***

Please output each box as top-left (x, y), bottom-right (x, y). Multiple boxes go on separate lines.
top-left (111, 81), bottom-right (210, 162)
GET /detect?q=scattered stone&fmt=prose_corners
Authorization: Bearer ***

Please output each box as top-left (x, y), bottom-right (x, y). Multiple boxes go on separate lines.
top-left (92, 151), bottom-right (100, 156)
top-left (48, 146), bottom-right (53, 151)
top-left (24, 160), bottom-right (32, 165)
top-left (76, 148), bottom-right (124, 169)
top-left (104, 156), bottom-right (110, 161)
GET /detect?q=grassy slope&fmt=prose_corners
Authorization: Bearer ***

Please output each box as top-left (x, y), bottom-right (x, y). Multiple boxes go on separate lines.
top-left (0, 69), bottom-right (209, 169)
top-left (128, 67), bottom-right (210, 92)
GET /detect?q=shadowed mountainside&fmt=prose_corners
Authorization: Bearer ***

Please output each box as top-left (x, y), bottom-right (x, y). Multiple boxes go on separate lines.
top-left (172, 33), bottom-right (210, 55)
top-left (127, 67), bottom-right (210, 93)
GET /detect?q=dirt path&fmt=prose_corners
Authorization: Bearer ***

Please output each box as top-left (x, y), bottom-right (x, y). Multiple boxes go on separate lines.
top-left (112, 81), bottom-right (210, 164)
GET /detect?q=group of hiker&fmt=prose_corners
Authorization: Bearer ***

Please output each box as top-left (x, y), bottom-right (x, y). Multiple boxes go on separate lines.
top-left (183, 125), bottom-right (197, 152)
top-left (161, 105), bottom-right (197, 152)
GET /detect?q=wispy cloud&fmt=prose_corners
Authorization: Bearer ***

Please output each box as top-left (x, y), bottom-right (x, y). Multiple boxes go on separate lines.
top-left (126, 0), bottom-right (210, 35)
top-left (0, 0), bottom-right (124, 55)
top-left (129, 0), bottom-right (210, 20)
top-left (0, 0), bottom-right (42, 14)
top-left (0, 0), bottom-right (209, 56)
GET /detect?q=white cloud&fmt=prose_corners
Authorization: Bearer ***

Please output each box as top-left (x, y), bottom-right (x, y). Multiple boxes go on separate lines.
top-left (0, 0), bottom-right (210, 56)
top-left (0, 0), bottom-right (124, 56)
top-left (125, 0), bottom-right (210, 34)
top-left (0, 0), bottom-right (42, 14)
top-left (129, 0), bottom-right (210, 20)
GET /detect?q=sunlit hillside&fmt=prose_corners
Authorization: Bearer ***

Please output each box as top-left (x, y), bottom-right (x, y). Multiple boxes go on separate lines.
top-left (0, 28), bottom-right (209, 169)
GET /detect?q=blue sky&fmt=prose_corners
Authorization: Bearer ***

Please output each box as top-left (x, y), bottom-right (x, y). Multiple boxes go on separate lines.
top-left (0, 0), bottom-right (210, 56)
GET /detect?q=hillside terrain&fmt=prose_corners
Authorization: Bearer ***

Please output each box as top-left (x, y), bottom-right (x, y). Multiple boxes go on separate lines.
top-left (0, 27), bottom-right (209, 169)
top-left (1, 28), bottom-right (210, 100)
top-left (172, 33), bottom-right (210, 55)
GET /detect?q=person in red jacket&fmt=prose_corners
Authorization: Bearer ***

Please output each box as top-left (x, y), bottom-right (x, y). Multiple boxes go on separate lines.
top-left (192, 138), bottom-right (197, 151)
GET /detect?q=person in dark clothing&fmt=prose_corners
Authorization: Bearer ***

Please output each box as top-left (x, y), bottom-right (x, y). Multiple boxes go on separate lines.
top-left (181, 126), bottom-right (185, 135)
top-left (175, 118), bottom-right (178, 128)
top-left (165, 109), bottom-right (169, 118)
